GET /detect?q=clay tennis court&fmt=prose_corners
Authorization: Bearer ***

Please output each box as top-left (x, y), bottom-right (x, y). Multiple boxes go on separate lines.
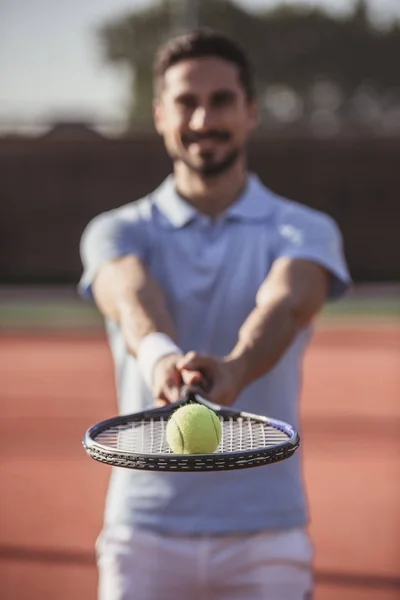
top-left (1, 324), bottom-right (399, 600)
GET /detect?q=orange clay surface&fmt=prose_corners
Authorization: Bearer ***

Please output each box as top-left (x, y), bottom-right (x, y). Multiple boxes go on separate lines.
top-left (0, 325), bottom-right (399, 600)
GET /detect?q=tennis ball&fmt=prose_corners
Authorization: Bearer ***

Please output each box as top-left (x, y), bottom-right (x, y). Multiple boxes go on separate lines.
top-left (166, 404), bottom-right (222, 454)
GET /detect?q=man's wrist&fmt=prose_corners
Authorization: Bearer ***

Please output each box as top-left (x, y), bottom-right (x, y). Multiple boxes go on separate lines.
top-left (137, 333), bottom-right (183, 389)
top-left (223, 352), bottom-right (252, 391)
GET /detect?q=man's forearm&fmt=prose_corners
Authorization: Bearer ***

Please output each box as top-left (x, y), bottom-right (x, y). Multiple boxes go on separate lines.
top-left (116, 290), bottom-right (177, 357)
top-left (227, 259), bottom-right (328, 389)
top-left (93, 255), bottom-right (177, 357)
top-left (227, 297), bottom-right (302, 388)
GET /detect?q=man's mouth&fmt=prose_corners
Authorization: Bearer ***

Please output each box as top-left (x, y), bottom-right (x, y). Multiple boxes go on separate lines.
top-left (181, 130), bottom-right (231, 145)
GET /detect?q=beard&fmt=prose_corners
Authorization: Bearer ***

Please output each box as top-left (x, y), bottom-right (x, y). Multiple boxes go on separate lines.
top-left (168, 130), bottom-right (242, 178)
top-left (179, 147), bottom-right (241, 178)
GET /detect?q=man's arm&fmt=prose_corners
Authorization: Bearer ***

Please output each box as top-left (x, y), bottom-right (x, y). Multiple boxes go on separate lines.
top-left (178, 258), bottom-right (329, 404)
top-left (92, 255), bottom-right (191, 402)
top-left (228, 257), bottom-right (329, 385)
top-left (92, 254), bottom-right (177, 356)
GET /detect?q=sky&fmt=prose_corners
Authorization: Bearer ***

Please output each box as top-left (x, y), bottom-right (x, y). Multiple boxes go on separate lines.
top-left (1, 0), bottom-right (400, 129)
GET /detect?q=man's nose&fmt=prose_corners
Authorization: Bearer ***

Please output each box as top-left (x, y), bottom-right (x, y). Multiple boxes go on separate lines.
top-left (190, 106), bottom-right (214, 131)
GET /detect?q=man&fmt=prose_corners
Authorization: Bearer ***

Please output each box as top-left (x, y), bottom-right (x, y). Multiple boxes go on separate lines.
top-left (79, 29), bottom-right (350, 600)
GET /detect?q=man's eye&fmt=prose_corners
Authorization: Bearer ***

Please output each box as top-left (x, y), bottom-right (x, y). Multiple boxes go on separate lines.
top-left (213, 94), bottom-right (235, 107)
top-left (176, 97), bottom-right (196, 109)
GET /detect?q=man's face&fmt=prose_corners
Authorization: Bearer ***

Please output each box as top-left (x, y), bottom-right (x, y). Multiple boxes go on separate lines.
top-left (154, 57), bottom-right (258, 178)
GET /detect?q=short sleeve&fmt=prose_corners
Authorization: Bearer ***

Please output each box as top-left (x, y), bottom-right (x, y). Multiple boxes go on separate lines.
top-left (275, 204), bottom-right (351, 300)
top-left (78, 204), bottom-right (149, 301)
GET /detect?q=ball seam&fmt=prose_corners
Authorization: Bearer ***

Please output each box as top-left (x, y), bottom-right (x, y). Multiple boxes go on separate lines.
top-left (209, 410), bottom-right (220, 449)
top-left (170, 413), bottom-right (185, 453)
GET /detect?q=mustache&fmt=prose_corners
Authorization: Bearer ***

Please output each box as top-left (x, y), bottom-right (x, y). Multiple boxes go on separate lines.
top-left (181, 130), bottom-right (231, 144)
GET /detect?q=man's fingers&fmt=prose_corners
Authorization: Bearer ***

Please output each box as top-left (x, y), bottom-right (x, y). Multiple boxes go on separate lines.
top-left (181, 368), bottom-right (203, 387)
top-left (157, 386), bottom-right (180, 404)
top-left (177, 352), bottom-right (218, 394)
top-left (155, 383), bottom-right (180, 404)
top-left (178, 353), bottom-right (213, 378)
top-left (163, 382), bottom-right (181, 403)
top-left (155, 398), bottom-right (168, 408)
top-left (177, 351), bottom-right (205, 370)
top-left (154, 368), bottom-right (182, 404)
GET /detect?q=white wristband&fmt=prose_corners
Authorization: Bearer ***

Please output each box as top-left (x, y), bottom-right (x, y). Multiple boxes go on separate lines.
top-left (137, 333), bottom-right (183, 389)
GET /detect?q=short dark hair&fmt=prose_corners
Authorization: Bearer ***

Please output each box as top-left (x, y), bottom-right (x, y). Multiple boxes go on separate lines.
top-left (153, 28), bottom-right (255, 101)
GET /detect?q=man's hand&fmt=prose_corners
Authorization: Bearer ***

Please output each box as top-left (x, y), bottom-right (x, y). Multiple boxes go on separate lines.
top-left (152, 353), bottom-right (184, 404)
top-left (177, 352), bottom-right (247, 406)
top-left (152, 353), bottom-right (204, 405)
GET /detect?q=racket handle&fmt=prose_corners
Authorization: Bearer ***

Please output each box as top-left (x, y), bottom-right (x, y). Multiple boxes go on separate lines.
top-left (148, 384), bottom-right (238, 417)
top-left (179, 366), bottom-right (210, 391)
top-left (149, 384), bottom-right (211, 415)
top-left (180, 383), bottom-right (207, 397)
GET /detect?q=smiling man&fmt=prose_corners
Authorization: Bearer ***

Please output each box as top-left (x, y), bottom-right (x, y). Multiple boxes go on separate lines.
top-left (154, 43), bottom-right (257, 187)
top-left (79, 29), bottom-right (351, 600)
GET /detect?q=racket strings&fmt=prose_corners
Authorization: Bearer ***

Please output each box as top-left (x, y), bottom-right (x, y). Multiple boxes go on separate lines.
top-left (96, 416), bottom-right (290, 455)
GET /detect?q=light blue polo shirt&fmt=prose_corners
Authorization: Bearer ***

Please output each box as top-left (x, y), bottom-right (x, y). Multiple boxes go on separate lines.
top-left (79, 174), bottom-right (350, 535)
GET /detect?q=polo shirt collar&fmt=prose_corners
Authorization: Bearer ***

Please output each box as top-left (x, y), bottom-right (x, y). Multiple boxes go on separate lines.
top-left (225, 175), bottom-right (275, 221)
top-left (152, 174), bottom-right (274, 229)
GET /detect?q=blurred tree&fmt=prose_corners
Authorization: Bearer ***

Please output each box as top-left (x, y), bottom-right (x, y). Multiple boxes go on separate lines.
top-left (258, 0), bottom-right (400, 95)
top-left (98, 0), bottom-right (400, 133)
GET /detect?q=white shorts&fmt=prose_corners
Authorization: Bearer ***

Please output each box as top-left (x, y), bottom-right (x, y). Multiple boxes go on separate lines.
top-left (96, 525), bottom-right (314, 600)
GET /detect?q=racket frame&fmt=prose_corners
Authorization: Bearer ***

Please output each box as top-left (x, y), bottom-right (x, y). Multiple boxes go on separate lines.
top-left (83, 388), bottom-right (300, 472)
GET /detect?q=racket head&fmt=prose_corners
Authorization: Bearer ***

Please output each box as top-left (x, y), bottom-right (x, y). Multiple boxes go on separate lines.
top-left (83, 386), bottom-right (300, 472)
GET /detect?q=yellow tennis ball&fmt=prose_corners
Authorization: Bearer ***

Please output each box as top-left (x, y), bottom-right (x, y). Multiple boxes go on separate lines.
top-left (166, 404), bottom-right (222, 454)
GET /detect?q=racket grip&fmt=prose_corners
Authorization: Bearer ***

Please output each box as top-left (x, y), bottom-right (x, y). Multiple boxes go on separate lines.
top-left (180, 383), bottom-right (207, 397)
top-left (180, 370), bottom-right (210, 395)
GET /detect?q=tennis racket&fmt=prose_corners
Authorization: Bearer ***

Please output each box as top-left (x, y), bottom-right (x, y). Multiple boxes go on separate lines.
top-left (83, 385), bottom-right (300, 472)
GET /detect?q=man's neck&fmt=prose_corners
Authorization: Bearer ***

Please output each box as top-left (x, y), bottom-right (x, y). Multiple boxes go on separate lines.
top-left (174, 162), bottom-right (248, 219)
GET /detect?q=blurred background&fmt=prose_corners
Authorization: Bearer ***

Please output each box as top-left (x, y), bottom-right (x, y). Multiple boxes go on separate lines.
top-left (0, 1), bottom-right (399, 599)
